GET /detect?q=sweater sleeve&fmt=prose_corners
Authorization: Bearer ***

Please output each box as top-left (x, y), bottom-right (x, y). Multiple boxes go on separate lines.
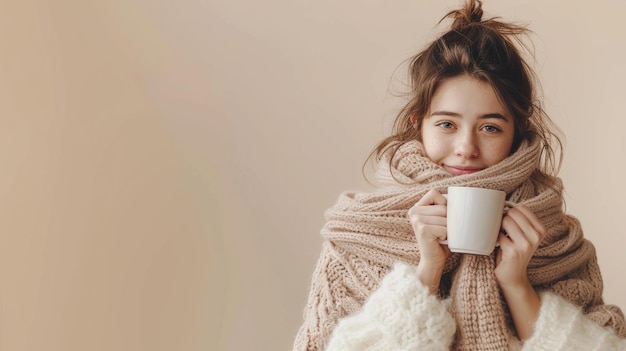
top-left (522, 292), bottom-right (626, 351)
top-left (325, 261), bottom-right (456, 351)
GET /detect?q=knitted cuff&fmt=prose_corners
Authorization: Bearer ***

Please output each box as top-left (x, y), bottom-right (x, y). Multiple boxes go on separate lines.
top-left (522, 291), bottom-right (621, 351)
top-left (327, 261), bottom-right (456, 351)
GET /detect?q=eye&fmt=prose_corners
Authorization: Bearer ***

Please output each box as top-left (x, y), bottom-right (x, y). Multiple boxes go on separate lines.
top-left (436, 121), bottom-right (455, 130)
top-left (481, 125), bottom-right (501, 133)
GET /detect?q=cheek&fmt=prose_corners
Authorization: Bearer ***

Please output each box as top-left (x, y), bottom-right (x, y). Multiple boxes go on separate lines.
top-left (485, 140), bottom-right (514, 165)
top-left (422, 138), bottom-right (446, 163)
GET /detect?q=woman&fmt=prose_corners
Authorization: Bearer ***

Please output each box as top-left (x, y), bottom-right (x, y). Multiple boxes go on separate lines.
top-left (293, 1), bottom-right (626, 350)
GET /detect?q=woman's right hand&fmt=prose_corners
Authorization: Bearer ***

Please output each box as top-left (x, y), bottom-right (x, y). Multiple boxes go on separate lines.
top-left (408, 189), bottom-right (450, 294)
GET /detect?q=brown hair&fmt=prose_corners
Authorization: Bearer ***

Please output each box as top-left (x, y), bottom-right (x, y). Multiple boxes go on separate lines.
top-left (367, 0), bottom-right (563, 189)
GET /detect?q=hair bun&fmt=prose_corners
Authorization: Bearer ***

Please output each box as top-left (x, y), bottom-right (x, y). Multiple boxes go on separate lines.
top-left (448, 0), bottom-right (484, 29)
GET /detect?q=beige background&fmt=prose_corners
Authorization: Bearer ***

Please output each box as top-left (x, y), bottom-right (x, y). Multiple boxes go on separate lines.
top-left (1, 0), bottom-right (625, 350)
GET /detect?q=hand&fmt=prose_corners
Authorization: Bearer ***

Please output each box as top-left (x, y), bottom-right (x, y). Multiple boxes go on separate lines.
top-left (493, 204), bottom-right (546, 340)
top-left (408, 189), bottom-right (450, 293)
top-left (494, 204), bottom-right (546, 290)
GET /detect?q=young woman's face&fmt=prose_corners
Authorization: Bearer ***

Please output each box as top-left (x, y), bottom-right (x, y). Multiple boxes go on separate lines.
top-left (421, 75), bottom-right (515, 176)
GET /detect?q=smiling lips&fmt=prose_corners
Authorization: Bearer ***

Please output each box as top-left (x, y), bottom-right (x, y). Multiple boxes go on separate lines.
top-left (444, 165), bottom-right (485, 175)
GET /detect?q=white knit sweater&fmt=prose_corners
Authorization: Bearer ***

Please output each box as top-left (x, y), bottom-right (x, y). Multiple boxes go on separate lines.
top-left (326, 262), bottom-right (626, 351)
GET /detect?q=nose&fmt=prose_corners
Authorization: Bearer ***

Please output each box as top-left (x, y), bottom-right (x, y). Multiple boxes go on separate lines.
top-left (455, 132), bottom-right (479, 159)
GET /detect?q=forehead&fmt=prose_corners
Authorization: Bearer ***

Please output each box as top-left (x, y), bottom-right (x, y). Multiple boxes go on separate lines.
top-left (430, 75), bottom-right (509, 116)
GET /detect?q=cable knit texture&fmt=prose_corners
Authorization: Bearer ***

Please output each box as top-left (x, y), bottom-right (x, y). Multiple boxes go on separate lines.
top-left (327, 262), bottom-right (626, 351)
top-left (293, 137), bottom-right (626, 351)
top-left (326, 262), bottom-right (456, 351)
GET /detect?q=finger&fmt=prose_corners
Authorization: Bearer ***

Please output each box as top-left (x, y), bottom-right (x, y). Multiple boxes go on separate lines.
top-left (505, 207), bottom-right (544, 246)
top-left (510, 205), bottom-right (547, 239)
top-left (420, 225), bottom-right (448, 242)
top-left (409, 217), bottom-right (448, 240)
top-left (501, 214), bottom-right (524, 243)
top-left (496, 231), bottom-right (513, 249)
top-left (409, 204), bottom-right (447, 218)
top-left (416, 189), bottom-right (447, 206)
top-left (411, 214), bottom-right (447, 227)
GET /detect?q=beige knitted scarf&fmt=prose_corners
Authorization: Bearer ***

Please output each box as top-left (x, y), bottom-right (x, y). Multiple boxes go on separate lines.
top-left (294, 137), bottom-right (626, 351)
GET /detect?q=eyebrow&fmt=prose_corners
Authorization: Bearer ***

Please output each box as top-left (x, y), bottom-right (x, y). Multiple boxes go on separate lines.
top-left (430, 111), bottom-right (510, 122)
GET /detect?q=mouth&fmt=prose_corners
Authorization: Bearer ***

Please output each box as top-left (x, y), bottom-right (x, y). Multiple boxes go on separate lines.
top-left (444, 165), bottom-right (484, 176)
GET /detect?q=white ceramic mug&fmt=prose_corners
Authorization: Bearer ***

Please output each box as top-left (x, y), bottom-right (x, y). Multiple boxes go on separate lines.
top-left (443, 186), bottom-right (510, 255)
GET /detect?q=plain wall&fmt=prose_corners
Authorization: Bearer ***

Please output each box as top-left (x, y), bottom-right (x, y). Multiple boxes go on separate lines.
top-left (2, 0), bottom-right (626, 350)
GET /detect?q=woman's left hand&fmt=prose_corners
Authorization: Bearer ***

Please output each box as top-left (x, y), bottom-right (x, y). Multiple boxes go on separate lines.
top-left (494, 204), bottom-right (546, 340)
top-left (494, 204), bottom-right (546, 289)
